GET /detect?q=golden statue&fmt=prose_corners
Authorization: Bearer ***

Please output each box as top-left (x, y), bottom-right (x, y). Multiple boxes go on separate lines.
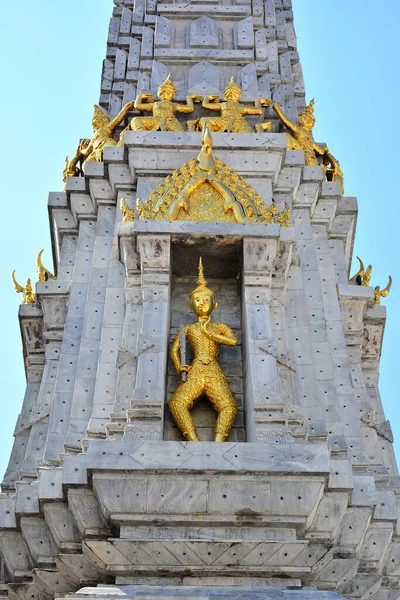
top-left (120, 197), bottom-right (135, 222)
top-left (12, 271), bottom-right (35, 304)
top-left (125, 74), bottom-right (202, 133)
top-left (36, 249), bottom-right (56, 282)
top-left (350, 257), bottom-right (372, 286)
top-left (277, 202), bottom-right (291, 227)
top-left (187, 77), bottom-right (272, 133)
top-left (273, 99), bottom-right (326, 166)
top-left (374, 276), bottom-right (392, 305)
top-left (65, 101), bottom-right (136, 178)
top-left (168, 259), bottom-right (239, 442)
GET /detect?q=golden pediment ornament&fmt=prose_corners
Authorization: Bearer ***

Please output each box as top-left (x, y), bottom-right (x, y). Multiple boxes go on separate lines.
top-left (137, 127), bottom-right (276, 224)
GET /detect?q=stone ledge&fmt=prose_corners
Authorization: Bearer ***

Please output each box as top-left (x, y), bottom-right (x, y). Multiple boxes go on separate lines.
top-left (118, 220), bottom-right (282, 239)
top-left (124, 131), bottom-right (287, 151)
top-left (67, 585), bottom-right (346, 600)
top-left (86, 439), bottom-right (329, 473)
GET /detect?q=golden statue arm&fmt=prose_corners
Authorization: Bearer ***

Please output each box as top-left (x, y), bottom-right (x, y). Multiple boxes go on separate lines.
top-left (272, 103), bottom-right (296, 134)
top-left (202, 96), bottom-right (222, 111)
top-left (204, 323), bottom-right (237, 347)
top-left (242, 105), bottom-right (263, 116)
top-left (171, 330), bottom-right (182, 374)
top-left (134, 94), bottom-right (155, 112)
top-left (313, 141), bottom-right (327, 156)
top-left (175, 95), bottom-right (203, 114)
top-left (109, 100), bottom-right (136, 133)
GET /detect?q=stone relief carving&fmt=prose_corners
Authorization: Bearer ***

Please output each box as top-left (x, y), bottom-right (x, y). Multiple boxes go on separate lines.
top-left (360, 409), bottom-right (394, 443)
top-left (362, 325), bottom-right (382, 359)
top-left (243, 239), bottom-right (277, 273)
top-left (138, 236), bottom-right (170, 271)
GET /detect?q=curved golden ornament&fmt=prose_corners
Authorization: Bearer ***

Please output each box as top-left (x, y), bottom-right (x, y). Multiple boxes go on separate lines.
top-left (37, 249), bottom-right (56, 282)
top-left (120, 197), bottom-right (135, 222)
top-left (12, 270), bottom-right (36, 304)
top-left (277, 202), bottom-right (291, 227)
top-left (374, 276), bottom-right (392, 305)
top-left (350, 257), bottom-right (372, 286)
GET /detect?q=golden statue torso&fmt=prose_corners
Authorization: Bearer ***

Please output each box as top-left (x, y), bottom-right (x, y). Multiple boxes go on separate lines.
top-left (185, 322), bottom-right (226, 369)
top-left (152, 100), bottom-right (178, 118)
top-left (287, 126), bottom-right (318, 165)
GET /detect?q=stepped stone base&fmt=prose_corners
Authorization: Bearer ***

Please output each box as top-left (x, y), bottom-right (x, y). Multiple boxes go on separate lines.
top-left (67, 586), bottom-right (346, 600)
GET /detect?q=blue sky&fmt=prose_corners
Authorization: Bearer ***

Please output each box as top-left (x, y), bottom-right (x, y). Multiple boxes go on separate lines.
top-left (0, 1), bottom-right (398, 478)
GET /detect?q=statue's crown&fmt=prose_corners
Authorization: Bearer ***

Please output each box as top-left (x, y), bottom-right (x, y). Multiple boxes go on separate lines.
top-left (302, 98), bottom-right (315, 117)
top-left (158, 73), bottom-right (176, 97)
top-left (224, 77), bottom-right (242, 99)
top-left (92, 104), bottom-right (109, 123)
top-left (189, 258), bottom-right (216, 300)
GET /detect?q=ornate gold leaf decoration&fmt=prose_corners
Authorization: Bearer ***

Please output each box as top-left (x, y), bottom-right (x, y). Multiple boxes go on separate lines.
top-left (137, 128), bottom-right (276, 224)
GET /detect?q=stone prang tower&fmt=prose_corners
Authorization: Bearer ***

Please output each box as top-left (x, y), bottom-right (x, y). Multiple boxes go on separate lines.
top-left (1, 2), bottom-right (399, 600)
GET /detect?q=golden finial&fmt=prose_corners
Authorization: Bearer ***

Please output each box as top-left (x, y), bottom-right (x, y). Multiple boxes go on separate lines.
top-left (277, 202), bottom-right (291, 227)
top-left (197, 124), bottom-right (215, 171)
top-left (197, 257), bottom-right (207, 288)
top-left (36, 249), bottom-right (56, 282)
top-left (157, 73), bottom-right (177, 99)
top-left (12, 271), bottom-right (36, 304)
top-left (120, 197), bottom-right (135, 222)
top-left (374, 276), bottom-right (392, 305)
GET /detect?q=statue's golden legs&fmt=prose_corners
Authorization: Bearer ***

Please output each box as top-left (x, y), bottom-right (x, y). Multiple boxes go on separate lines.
top-left (168, 371), bottom-right (238, 442)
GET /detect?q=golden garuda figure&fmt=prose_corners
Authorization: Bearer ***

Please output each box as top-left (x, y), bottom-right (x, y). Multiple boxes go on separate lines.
top-left (168, 259), bottom-right (239, 442)
top-left (124, 74), bottom-right (202, 133)
top-left (273, 99), bottom-right (325, 166)
top-left (64, 100), bottom-right (136, 179)
top-left (187, 77), bottom-right (272, 133)
top-left (273, 99), bottom-right (344, 192)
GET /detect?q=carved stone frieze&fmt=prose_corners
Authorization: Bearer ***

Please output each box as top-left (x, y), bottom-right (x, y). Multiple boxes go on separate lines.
top-left (243, 238), bottom-right (278, 275)
top-left (137, 235), bottom-right (171, 272)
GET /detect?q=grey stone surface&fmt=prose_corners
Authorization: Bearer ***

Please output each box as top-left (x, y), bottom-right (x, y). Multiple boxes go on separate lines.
top-left (1, 2), bottom-right (399, 600)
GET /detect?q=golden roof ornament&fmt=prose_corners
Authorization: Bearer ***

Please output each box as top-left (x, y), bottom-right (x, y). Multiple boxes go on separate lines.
top-left (374, 276), bottom-right (392, 305)
top-left (37, 249), bottom-right (56, 282)
top-left (120, 197), bottom-right (135, 222)
top-left (350, 257), bottom-right (372, 286)
top-left (136, 127), bottom-right (277, 224)
top-left (12, 271), bottom-right (36, 304)
top-left (197, 125), bottom-right (215, 172)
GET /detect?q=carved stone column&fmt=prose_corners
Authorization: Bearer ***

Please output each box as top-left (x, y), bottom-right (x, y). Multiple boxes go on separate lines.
top-left (242, 237), bottom-right (284, 443)
top-left (107, 236), bottom-right (142, 438)
top-left (127, 234), bottom-right (171, 440)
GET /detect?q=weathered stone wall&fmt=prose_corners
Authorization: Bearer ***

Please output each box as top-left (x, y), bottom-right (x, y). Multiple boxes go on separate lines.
top-left (0, 1), bottom-right (399, 600)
